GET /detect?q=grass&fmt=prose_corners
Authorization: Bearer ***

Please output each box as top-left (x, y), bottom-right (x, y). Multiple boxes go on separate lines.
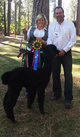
top-left (0, 36), bottom-right (80, 137)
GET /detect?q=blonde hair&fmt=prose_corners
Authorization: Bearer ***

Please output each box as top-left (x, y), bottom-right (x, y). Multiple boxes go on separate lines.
top-left (35, 14), bottom-right (48, 28)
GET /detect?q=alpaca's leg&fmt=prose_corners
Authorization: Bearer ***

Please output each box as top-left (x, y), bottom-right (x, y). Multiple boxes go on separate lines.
top-left (37, 89), bottom-right (45, 114)
top-left (3, 87), bottom-right (21, 122)
top-left (3, 91), bottom-right (8, 109)
top-left (27, 89), bottom-right (36, 109)
top-left (3, 90), bottom-right (15, 122)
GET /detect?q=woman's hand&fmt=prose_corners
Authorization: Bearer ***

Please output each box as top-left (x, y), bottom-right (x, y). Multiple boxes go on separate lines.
top-left (36, 37), bottom-right (42, 41)
top-left (23, 29), bottom-right (27, 34)
top-left (36, 37), bottom-right (46, 45)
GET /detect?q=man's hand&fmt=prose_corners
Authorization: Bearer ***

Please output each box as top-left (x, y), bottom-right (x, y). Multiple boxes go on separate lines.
top-left (58, 50), bottom-right (65, 56)
top-left (55, 50), bottom-right (65, 57)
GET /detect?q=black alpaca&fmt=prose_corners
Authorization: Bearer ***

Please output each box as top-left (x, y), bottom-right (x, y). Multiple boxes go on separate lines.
top-left (1, 45), bottom-right (57, 122)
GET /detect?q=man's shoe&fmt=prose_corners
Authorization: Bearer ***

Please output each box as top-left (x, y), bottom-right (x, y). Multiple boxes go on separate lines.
top-left (64, 101), bottom-right (71, 109)
top-left (50, 96), bottom-right (61, 101)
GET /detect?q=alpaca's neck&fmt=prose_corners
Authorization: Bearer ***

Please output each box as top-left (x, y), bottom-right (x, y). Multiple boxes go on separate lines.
top-left (43, 58), bottom-right (52, 73)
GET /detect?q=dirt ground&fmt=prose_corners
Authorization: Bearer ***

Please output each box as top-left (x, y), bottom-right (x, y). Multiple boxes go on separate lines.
top-left (0, 36), bottom-right (23, 44)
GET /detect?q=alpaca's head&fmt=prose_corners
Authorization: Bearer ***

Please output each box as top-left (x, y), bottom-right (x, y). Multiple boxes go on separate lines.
top-left (43, 45), bottom-right (57, 60)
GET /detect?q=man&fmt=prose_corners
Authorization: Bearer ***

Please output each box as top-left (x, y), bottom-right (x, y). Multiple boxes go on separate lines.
top-left (47, 6), bottom-right (76, 109)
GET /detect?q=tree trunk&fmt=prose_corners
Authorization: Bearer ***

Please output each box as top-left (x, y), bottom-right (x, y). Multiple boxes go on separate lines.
top-left (15, 1), bottom-right (16, 37)
top-left (18, 0), bottom-right (21, 35)
top-left (4, 1), bottom-right (7, 36)
top-left (27, 2), bottom-right (29, 29)
top-left (58, 0), bottom-right (62, 6)
top-left (76, 0), bottom-right (80, 36)
top-left (32, 0), bottom-right (49, 26)
top-left (7, 0), bottom-right (11, 36)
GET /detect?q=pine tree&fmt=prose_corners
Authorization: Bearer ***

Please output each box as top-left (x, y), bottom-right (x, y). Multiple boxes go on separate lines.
top-left (32, 0), bottom-right (49, 26)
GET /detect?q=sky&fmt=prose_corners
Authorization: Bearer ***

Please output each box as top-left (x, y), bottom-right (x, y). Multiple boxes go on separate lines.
top-left (63, 0), bottom-right (70, 6)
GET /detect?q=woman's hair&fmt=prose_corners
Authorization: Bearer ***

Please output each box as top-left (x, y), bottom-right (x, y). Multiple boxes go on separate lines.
top-left (35, 14), bottom-right (48, 27)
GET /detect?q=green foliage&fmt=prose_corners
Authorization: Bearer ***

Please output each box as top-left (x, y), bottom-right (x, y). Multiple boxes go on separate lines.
top-left (10, 24), bottom-right (15, 32)
top-left (0, 0), bottom-right (33, 35)
top-left (0, 1), bottom-right (4, 28)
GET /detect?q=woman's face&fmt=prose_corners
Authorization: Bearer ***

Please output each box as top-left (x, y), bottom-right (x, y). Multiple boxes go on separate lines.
top-left (37, 17), bottom-right (45, 28)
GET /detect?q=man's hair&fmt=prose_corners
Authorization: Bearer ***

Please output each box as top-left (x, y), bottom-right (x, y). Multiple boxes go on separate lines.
top-left (53, 6), bottom-right (64, 17)
top-left (54, 6), bottom-right (64, 13)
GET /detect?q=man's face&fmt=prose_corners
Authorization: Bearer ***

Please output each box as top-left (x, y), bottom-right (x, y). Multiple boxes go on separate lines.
top-left (54, 8), bottom-right (64, 23)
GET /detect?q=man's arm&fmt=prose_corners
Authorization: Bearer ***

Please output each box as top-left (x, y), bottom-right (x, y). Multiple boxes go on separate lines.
top-left (63, 22), bottom-right (76, 52)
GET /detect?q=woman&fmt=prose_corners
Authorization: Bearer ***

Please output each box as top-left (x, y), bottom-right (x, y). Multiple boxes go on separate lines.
top-left (24, 14), bottom-right (48, 67)
top-left (24, 14), bottom-right (48, 97)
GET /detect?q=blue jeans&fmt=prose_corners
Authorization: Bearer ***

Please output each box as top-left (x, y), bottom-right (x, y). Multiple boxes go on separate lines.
top-left (52, 49), bottom-right (73, 102)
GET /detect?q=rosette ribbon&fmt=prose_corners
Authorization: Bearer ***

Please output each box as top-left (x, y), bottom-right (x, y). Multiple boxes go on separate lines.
top-left (31, 40), bottom-right (42, 70)
top-left (17, 39), bottom-right (42, 69)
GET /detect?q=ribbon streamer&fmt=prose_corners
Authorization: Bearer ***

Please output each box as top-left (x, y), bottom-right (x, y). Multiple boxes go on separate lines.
top-left (39, 51), bottom-right (41, 67)
top-left (22, 54), bottom-right (26, 67)
top-left (20, 54), bottom-right (23, 67)
top-left (33, 50), bottom-right (39, 70)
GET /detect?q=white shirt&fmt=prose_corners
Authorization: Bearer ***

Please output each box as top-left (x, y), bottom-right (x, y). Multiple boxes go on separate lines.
top-left (27, 26), bottom-right (45, 40)
top-left (26, 26), bottom-right (46, 52)
top-left (47, 20), bottom-right (76, 52)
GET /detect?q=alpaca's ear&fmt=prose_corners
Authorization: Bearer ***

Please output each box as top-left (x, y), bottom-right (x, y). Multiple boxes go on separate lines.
top-left (45, 45), bottom-right (57, 57)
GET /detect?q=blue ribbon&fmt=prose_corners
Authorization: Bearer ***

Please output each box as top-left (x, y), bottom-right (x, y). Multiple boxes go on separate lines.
top-left (33, 50), bottom-right (39, 70)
